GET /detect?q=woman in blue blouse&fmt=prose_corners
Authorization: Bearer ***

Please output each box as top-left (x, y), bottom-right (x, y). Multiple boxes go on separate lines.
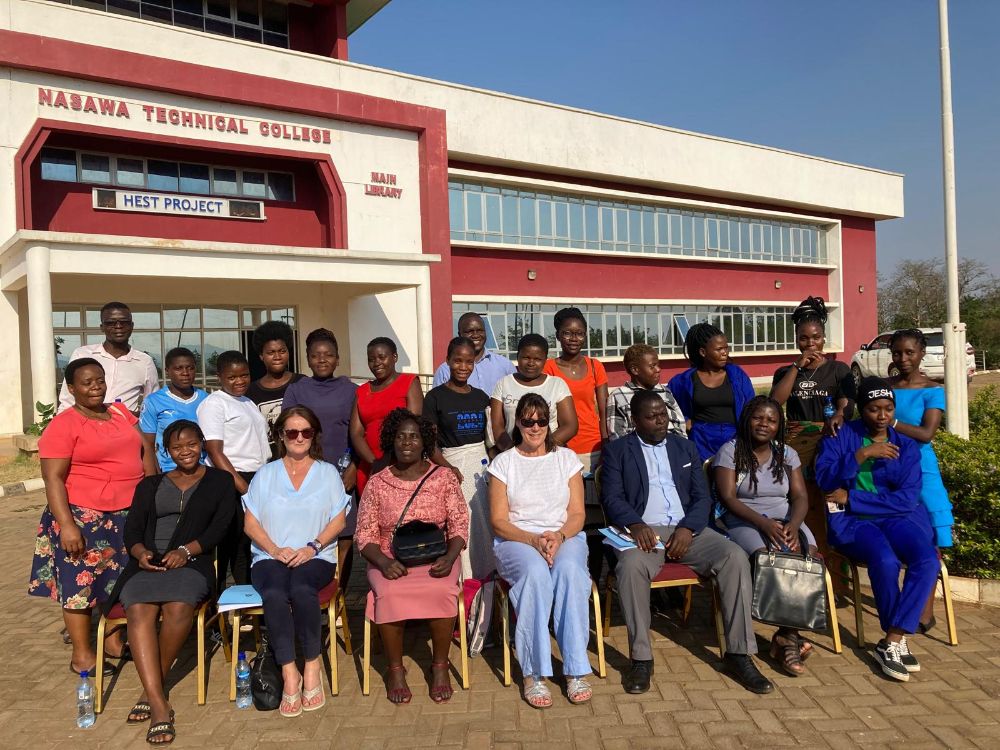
top-left (815, 377), bottom-right (939, 683)
top-left (888, 328), bottom-right (953, 632)
top-left (243, 406), bottom-right (351, 717)
top-left (668, 323), bottom-right (755, 461)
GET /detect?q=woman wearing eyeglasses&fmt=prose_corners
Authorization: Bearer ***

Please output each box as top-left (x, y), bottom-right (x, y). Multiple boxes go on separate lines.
top-left (242, 406), bottom-right (351, 717)
top-left (489, 393), bottom-right (592, 709)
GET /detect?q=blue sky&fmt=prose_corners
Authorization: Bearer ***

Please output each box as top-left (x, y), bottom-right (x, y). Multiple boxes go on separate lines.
top-left (351, 0), bottom-right (1000, 276)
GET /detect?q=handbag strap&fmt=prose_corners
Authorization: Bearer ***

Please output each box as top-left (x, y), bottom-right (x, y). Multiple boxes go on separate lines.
top-left (393, 466), bottom-right (441, 535)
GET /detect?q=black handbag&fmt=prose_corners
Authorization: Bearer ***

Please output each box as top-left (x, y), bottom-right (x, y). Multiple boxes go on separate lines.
top-left (750, 530), bottom-right (828, 632)
top-left (250, 637), bottom-right (282, 711)
top-left (391, 467), bottom-right (447, 567)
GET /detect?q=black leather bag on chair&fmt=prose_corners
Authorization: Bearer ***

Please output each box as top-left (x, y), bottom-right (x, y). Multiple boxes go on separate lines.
top-left (750, 530), bottom-right (828, 632)
top-left (391, 467), bottom-right (447, 567)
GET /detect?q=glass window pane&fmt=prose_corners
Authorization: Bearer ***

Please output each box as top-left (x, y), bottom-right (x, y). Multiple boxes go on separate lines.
top-left (115, 157), bottom-right (144, 188)
top-left (262, 1), bottom-right (288, 32)
top-left (147, 160), bottom-right (179, 192)
top-left (204, 331), bottom-right (241, 384)
top-left (266, 172), bottom-right (294, 201)
top-left (465, 192), bottom-right (483, 231)
top-left (554, 202), bottom-right (569, 239)
top-left (130, 332), bottom-right (163, 379)
top-left (130, 308), bottom-right (162, 330)
top-left (502, 195), bottom-right (519, 239)
top-left (235, 25), bottom-right (262, 43)
top-left (601, 207), bottom-right (614, 242)
top-left (449, 187), bottom-right (465, 233)
top-left (205, 18), bottom-right (234, 35)
top-left (213, 168), bottom-right (239, 196)
top-left (206, 0), bottom-right (230, 18)
top-left (485, 193), bottom-right (501, 234)
top-left (40, 148), bottom-right (78, 182)
top-left (80, 154), bottom-right (111, 184)
top-left (179, 163), bottom-right (211, 194)
top-left (569, 202), bottom-right (584, 243)
top-left (55, 333), bottom-right (83, 376)
top-left (241, 170), bottom-right (266, 198)
top-left (519, 196), bottom-right (535, 239)
top-left (162, 307), bottom-right (201, 328)
top-left (236, 0), bottom-right (260, 24)
top-left (538, 200), bottom-right (553, 237)
top-left (107, 0), bottom-right (140, 18)
top-left (203, 306), bottom-right (239, 328)
top-left (53, 308), bottom-right (82, 328)
top-left (642, 210), bottom-right (655, 249)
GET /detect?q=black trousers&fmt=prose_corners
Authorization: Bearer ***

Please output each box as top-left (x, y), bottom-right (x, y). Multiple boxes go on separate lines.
top-left (216, 471), bottom-right (254, 592)
top-left (250, 558), bottom-right (336, 665)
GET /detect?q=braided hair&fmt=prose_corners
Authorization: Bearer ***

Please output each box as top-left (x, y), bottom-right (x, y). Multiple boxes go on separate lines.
top-left (733, 396), bottom-right (787, 496)
top-left (890, 328), bottom-right (927, 350)
top-left (791, 296), bottom-right (828, 332)
top-left (683, 323), bottom-right (725, 368)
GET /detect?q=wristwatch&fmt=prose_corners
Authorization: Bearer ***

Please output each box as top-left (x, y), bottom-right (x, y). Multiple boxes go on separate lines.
top-left (306, 539), bottom-right (323, 554)
top-left (557, 531), bottom-right (566, 543)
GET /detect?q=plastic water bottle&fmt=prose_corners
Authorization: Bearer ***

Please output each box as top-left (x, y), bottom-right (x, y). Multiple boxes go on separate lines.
top-left (235, 652), bottom-right (252, 709)
top-left (335, 449), bottom-right (352, 476)
top-left (823, 396), bottom-right (835, 420)
top-left (76, 670), bottom-right (95, 728)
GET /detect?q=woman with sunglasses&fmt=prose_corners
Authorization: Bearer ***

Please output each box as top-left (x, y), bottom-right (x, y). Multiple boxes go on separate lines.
top-left (243, 406), bottom-right (351, 717)
top-left (489, 394), bottom-right (592, 709)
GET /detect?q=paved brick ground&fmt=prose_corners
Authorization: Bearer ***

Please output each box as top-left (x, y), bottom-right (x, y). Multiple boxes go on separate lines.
top-left (4, 490), bottom-right (999, 749)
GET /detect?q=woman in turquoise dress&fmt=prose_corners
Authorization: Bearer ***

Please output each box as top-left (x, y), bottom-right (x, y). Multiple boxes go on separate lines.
top-left (888, 329), bottom-right (952, 632)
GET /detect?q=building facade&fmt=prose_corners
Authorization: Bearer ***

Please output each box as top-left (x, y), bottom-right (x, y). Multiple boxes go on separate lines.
top-left (0, 0), bottom-right (903, 436)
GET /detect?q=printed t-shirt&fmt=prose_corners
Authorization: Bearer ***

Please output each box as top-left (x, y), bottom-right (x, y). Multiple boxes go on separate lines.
top-left (487, 446), bottom-right (583, 534)
top-left (139, 386), bottom-right (208, 471)
top-left (246, 373), bottom-right (303, 456)
top-left (490, 373), bottom-right (572, 435)
top-left (772, 360), bottom-right (857, 422)
top-left (543, 357), bottom-right (608, 455)
top-left (422, 385), bottom-right (490, 448)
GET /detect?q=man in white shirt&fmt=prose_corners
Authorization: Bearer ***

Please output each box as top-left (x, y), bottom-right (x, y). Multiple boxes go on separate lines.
top-left (57, 301), bottom-right (159, 414)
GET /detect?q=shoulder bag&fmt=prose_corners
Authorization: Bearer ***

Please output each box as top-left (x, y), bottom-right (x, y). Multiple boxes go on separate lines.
top-left (391, 466), bottom-right (447, 567)
top-left (249, 636), bottom-right (282, 711)
top-left (750, 529), bottom-right (828, 632)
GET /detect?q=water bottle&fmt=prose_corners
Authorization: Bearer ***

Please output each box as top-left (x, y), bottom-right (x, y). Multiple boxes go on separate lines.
top-left (76, 670), bottom-right (95, 728)
top-left (823, 396), bottom-right (835, 420)
top-left (235, 652), bottom-right (252, 709)
top-left (335, 449), bottom-right (352, 476)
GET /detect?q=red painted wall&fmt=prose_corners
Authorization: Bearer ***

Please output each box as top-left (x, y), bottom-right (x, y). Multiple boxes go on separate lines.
top-left (288, 2), bottom-right (348, 60)
top-left (840, 216), bottom-right (879, 353)
top-left (30, 134), bottom-right (332, 248)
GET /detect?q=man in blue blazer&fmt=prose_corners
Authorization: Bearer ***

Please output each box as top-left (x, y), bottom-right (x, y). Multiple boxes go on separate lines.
top-left (601, 390), bottom-right (771, 694)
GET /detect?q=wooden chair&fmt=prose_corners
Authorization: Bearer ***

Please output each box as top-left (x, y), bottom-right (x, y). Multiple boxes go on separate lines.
top-left (494, 577), bottom-right (606, 686)
top-left (95, 597), bottom-right (230, 713)
top-left (833, 552), bottom-right (958, 647)
top-left (227, 577), bottom-right (352, 700)
top-left (361, 587), bottom-right (469, 695)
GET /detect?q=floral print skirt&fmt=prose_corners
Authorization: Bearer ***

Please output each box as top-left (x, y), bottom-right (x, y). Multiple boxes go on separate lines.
top-left (28, 504), bottom-right (128, 610)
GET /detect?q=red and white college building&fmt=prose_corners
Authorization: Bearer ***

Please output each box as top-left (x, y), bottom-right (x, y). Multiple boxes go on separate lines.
top-left (0, 0), bottom-right (904, 436)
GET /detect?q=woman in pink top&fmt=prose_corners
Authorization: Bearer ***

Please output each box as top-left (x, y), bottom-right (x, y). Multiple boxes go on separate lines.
top-left (350, 337), bottom-right (423, 495)
top-left (29, 358), bottom-right (146, 676)
top-left (356, 408), bottom-right (468, 705)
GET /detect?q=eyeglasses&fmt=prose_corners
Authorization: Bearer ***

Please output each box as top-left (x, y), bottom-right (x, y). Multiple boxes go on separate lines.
top-left (560, 331), bottom-right (586, 339)
top-left (101, 319), bottom-right (134, 328)
top-left (518, 418), bottom-right (547, 429)
top-left (281, 428), bottom-right (315, 441)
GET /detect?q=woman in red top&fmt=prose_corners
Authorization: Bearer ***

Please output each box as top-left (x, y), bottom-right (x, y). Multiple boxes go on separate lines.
top-left (29, 358), bottom-right (145, 676)
top-left (350, 337), bottom-right (423, 495)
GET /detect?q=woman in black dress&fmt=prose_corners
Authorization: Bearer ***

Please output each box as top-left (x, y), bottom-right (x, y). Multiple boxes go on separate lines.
top-left (105, 420), bottom-right (235, 744)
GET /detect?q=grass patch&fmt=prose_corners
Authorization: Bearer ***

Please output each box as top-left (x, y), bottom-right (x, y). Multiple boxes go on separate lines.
top-left (0, 454), bottom-right (41, 486)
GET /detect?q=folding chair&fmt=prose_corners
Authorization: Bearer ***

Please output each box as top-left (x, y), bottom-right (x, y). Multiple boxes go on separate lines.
top-left (495, 577), bottom-right (606, 686)
top-left (361, 586), bottom-right (469, 695)
top-left (228, 576), bottom-right (352, 700)
top-left (95, 596), bottom-right (230, 713)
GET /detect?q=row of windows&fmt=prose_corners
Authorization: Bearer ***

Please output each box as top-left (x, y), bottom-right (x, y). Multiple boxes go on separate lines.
top-left (452, 302), bottom-right (800, 360)
top-left (449, 181), bottom-right (828, 265)
top-left (40, 149), bottom-right (295, 202)
top-left (53, 304), bottom-right (296, 388)
top-left (46, 0), bottom-right (289, 48)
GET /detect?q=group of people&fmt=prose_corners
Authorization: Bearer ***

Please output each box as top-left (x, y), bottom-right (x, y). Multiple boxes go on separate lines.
top-left (27, 296), bottom-right (953, 740)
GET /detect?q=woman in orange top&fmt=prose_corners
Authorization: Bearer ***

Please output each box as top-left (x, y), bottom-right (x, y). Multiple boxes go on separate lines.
top-left (543, 308), bottom-right (609, 581)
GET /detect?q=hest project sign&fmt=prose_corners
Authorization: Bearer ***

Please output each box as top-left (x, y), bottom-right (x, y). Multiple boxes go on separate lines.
top-left (93, 189), bottom-right (265, 220)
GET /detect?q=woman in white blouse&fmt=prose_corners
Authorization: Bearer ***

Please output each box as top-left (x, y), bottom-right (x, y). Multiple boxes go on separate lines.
top-left (489, 393), bottom-right (591, 709)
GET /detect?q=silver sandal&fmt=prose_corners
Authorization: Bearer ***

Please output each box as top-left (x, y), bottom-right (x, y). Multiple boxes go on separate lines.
top-left (566, 676), bottom-right (592, 704)
top-left (523, 677), bottom-right (553, 709)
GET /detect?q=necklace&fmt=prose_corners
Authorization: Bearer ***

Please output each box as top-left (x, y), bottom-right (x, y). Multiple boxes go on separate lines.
top-left (284, 456), bottom-right (312, 481)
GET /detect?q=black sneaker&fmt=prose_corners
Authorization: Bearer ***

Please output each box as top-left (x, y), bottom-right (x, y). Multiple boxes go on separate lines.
top-left (897, 636), bottom-right (920, 673)
top-left (874, 640), bottom-right (910, 681)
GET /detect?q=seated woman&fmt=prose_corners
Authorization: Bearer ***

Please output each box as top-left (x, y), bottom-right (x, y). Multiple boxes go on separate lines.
top-left (355, 408), bottom-right (468, 705)
top-left (489, 393), bottom-right (592, 709)
top-left (712, 396), bottom-right (816, 676)
top-left (243, 406), bottom-right (351, 717)
top-left (815, 377), bottom-right (939, 682)
top-left (105, 420), bottom-right (235, 744)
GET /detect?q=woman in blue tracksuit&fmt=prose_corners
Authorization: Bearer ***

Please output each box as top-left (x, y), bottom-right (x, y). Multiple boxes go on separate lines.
top-left (668, 323), bottom-right (755, 461)
top-left (815, 376), bottom-right (940, 683)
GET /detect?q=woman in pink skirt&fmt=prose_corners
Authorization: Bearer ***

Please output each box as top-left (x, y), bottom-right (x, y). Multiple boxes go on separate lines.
top-left (356, 408), bottom-right (468, 705)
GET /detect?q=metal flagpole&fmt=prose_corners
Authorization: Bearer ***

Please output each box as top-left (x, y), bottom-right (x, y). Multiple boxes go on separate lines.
top-left (938, 0), bottom-right (969, 438)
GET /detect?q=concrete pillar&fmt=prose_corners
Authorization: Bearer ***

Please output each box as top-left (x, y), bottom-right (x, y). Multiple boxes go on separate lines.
top-left (25, 244), bottom-right (56, 418)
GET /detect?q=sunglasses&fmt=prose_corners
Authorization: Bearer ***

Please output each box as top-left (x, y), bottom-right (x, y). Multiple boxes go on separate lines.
top-left (101, 319), bottom-right (134, 328)
top-left (281, 428), bottom-right (315, 441)
top-left (518, 418), bottom-right (547, 429)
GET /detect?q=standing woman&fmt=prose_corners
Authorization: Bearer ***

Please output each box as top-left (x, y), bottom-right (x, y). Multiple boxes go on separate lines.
top-left (423, 336), bottom-right (495, 580)
top-left (246, 320), bottom-right (303, 457)
top-left (29, 358), bottom-right (141, 676)
top-left (888, 328), bottom-right (953, 632)
top-left (350, 337), bottom-right (423, 496)
top-left (668, 323), bottom-right (755, 461)
top-left (105, 420), bottom-right (235, 742)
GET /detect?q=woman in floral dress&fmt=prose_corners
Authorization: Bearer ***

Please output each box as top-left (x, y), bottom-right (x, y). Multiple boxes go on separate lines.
top-left (29, 358), bottom-right (144, 676)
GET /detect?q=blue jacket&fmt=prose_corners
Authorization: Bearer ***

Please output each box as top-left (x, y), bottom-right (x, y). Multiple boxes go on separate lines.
top-left (600, 431), bottom-right (711, 533)
top-left (667, 363), bottom-right (755, 460)
top-left (814, 419), bottom-right (927, 545)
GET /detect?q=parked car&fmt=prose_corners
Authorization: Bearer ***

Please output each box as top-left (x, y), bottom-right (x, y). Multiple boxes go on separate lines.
top-left (850, 328), bottom-right (975, 384)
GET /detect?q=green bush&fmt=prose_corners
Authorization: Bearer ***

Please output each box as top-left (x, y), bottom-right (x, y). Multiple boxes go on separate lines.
top-left (935, 386), bottom-right (1000, 578)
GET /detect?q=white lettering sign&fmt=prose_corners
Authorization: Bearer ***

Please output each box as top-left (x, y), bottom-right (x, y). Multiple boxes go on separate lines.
top-left (92, 189), bottom-right (265, 221)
